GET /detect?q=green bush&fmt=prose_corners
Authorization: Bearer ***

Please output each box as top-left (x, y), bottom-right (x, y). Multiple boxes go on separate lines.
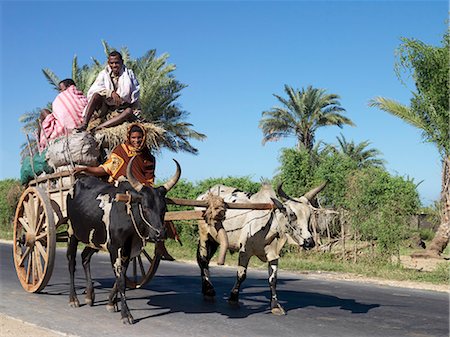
top-left (346, 168), bottom-right (420, 260)
top-left (418, 228), bottom-right (435, 241)
top-left (312, 151), bottom-right (358, 208)
top-left (0, 179), bottom-right (23, 239)
top-left (275, 148), bottom-right (312, 197)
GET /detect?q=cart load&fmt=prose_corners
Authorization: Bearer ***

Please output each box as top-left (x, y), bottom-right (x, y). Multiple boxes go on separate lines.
top-left (14, 122), bottom-right (167, 293)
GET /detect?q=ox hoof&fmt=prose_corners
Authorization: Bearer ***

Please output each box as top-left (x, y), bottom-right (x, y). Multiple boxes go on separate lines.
top-left (85, 296), bottom-right (95, 307)
top-left (203, 295), bottom-right (215, 302)
top-left (68, 300), bottom-right (80, 308)
top-left (106, 304), bottom-right (118, 313)
top-left (271, 304), bottom-right (286, 316)
top-left (227, 299), bottom-right (239, 307)
top-left (122, 315), bottom-right (134, 325)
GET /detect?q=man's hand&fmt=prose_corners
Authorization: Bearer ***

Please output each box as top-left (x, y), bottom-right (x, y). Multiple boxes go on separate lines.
top-left (111, 91), bottom-right (123, 106)
top-left (72, 166), bottom-right (87, 175)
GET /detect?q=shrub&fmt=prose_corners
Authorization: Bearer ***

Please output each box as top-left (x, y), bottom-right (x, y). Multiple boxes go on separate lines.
top-left (346, 168), bottom-right (420, 260)
top-left (0, 179), bottom-right (23, 239)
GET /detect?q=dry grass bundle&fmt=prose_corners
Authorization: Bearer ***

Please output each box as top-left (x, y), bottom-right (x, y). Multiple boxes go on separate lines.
top-left (94, 122), bottom-right (166, 151)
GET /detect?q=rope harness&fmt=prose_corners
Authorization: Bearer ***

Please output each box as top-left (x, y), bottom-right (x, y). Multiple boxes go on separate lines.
top-left (116, 191), bottom-right (161, 247)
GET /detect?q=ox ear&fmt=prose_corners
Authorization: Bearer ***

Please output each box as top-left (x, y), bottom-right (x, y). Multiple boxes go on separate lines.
top-left (270, 198), bottom-right (286, 214)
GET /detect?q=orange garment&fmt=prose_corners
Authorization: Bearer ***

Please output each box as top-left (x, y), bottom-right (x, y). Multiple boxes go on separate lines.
top-left (101, 143), bottom-right (155, 187)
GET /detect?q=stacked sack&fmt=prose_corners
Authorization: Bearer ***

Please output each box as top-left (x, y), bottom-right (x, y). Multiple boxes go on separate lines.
top-left (45, 130), bottom-right (100, 168)
top-left (20, 130), bottom-right (101, 185)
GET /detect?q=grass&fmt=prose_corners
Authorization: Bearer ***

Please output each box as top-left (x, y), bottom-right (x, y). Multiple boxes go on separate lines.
top-left (164, 239), bottom-right (449, 286)
top-left (3, 221), bottom-right (449, 287)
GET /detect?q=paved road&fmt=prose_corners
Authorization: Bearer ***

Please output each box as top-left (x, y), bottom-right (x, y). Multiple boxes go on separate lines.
top-left (0, 242), bottom-right (448, 337)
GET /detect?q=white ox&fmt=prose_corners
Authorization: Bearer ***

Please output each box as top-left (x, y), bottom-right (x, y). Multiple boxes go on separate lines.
top-left (195, 182), bottom-right (326, 315)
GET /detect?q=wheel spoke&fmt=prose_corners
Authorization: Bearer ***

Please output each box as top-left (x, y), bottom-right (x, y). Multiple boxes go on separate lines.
top-left (28, 197), bottom-right (36, 230)
top-left (18, 216), bottom-right (32, 234)
top-left (141, 248), bottom-right (153, 263)
top-left (35, 206), bottom-right (45, 234)
top-left (18, 247), bottom-right (32, 267)
top-left (132, 258), bottom-right (137, 282)
top-left (138, 255), bottom-right (145, 276)
top-left (35, 230), bottom-right (49, 241)
top-left (35, 241), bottom-right (47, 260)
top-left (25, 253), bottom-right (32, 284)
top-left (34, 249), bottom-right (44, 280)
top-left (32, 251), bottom-right (38, 285)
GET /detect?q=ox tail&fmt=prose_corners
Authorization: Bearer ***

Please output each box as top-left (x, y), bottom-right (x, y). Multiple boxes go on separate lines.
top-left (303, 181), bottom-right (327, 201)
top-left (216, 227), bottom-right (229, 265)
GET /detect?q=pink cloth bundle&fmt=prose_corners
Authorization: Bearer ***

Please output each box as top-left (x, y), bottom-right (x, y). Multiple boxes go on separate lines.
top-left (39, 85), bottom-right (88, 149)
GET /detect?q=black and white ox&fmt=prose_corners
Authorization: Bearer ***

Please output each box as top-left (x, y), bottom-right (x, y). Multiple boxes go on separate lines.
top-left (195, 182), bottom-right (326, 315)
top-left (66, 158), bottom-right (181, 324)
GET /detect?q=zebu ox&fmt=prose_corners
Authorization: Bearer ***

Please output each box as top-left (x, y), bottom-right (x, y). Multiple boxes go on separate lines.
top-left (66, 158), bottom-right (181, 324)
top-left (195, 182), bottom-right (326, 315)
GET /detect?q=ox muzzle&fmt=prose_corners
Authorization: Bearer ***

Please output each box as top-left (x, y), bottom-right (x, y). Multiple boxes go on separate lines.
top-left (303, 237), bottom-right (315, 250)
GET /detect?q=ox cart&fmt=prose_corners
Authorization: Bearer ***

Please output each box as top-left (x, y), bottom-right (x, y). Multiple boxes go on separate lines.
top-left (13, 170), bottom-right (275, 294)
top-left (13, 170), bottom-right (164, 293)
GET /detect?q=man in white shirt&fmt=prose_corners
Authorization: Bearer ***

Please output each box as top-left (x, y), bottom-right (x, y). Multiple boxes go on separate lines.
top-left (80, 51), bottom-right (141, 131)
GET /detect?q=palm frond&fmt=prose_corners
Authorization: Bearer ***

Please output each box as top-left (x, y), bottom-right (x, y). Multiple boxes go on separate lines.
top-left (260, 85), bottom-right (354, 151)
top-left (369, 97), bottom-right (428, 130)
top-left (41, 69), bottom-right (60, 91)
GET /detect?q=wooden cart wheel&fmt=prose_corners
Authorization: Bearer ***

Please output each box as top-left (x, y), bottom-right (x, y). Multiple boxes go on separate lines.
top-left (126, 243), bottom-right (161, 289)
top-left (13, 186), bottom-right (56, 293)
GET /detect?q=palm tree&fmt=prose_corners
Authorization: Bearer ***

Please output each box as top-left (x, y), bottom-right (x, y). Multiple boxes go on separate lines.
top-left (330, 133), bottom-right (385, 168)
top-left (20, 41), bottom-right (206, 156)
top-left (369, 32), bottom-right (449, 256)
top-left (259, 85), bottom-right (355, 151)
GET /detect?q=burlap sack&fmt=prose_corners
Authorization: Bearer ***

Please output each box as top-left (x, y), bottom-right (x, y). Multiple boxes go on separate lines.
top-left (45, 130), bottom-right (100, 168)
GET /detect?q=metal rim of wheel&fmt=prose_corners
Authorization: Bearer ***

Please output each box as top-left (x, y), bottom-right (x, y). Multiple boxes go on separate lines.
top-left (126, 244), bottom-right (161, 289)
top-left (13, 186), bottom-right (56, 293)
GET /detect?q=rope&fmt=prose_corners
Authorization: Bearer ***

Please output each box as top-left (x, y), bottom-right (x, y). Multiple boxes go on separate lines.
top-left (124, 192), bottom-right (161, 246)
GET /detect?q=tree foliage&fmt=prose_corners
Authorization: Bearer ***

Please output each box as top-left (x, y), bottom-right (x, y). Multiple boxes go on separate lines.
top-left (259, 85), bottom-right (354, 151)
top-left (19, 40), bottom-right (206, 157)
top-left (369, 30), bottom-right (450, 254)
top-left (0, 179), bottom-right (23, 238)
top-left (330, 134), bottom-right (385, 169)
top-left (346, 168), bottom-right (420, 259)
top-left (369, 32), bottom-right (449, 158)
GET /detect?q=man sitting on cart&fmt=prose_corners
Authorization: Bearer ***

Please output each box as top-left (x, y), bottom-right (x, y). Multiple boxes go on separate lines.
top-left (73, 123), bottom-right (176, 261)
top-left (78, 50), bottom-right (141, 132)
top-left (38, 79), bottom-right (88, 150)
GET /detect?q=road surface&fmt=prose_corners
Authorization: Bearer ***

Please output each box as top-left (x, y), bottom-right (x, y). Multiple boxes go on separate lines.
top-left (0, 242), bottom-right (448, 337)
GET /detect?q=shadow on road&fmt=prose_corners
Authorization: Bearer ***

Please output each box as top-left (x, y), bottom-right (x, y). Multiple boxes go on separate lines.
top-left (49, 273), bottom-right (380, 323)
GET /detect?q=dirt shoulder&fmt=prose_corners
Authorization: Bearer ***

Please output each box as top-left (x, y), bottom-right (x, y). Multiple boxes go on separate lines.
top-left (0, 314), bottom-right (78, 337)
top-left (299, 270), bottom-right (449, 293)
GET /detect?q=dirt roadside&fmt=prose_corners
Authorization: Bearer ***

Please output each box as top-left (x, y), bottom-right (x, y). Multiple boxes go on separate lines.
top-left (0, 314), bottom-right (78, 337)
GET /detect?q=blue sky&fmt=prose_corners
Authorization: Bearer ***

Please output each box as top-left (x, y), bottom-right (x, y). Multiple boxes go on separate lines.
top-left (0, 1), bottom-right (447, 205)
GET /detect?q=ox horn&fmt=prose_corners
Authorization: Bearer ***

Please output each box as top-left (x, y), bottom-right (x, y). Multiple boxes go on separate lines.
top-left (162, 159), bottom-right (181, 192)
top-left (126, 156), bottom-right (144, 192)
top-left (276, 183), bottom-right (292, 202)
top-left (303, 181), bottom-right (327, 201)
